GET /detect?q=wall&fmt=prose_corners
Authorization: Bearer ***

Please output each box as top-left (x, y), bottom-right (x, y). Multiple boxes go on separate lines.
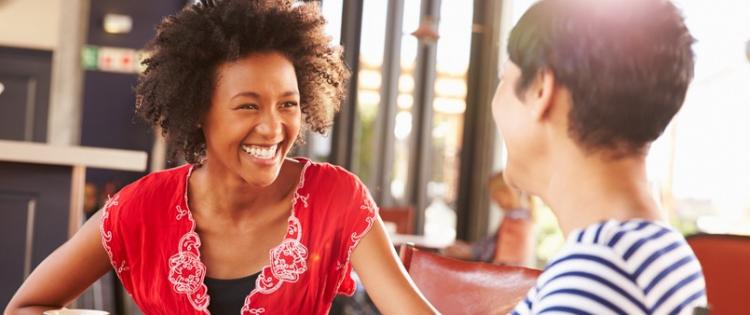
top-left (80, 0), bottom-right (185, 187)
top-left (0, 0), bottom-right (61, 50)
top-left (87, 0), bottom-right (186, 49)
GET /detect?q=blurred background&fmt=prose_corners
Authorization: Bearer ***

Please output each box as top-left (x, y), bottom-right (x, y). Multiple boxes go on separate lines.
top-left (0, 0), bottom-right (748, 313)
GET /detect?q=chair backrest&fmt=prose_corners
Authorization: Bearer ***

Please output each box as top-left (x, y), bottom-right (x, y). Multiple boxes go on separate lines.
top-left (380, 206), bottom-right (415, 234)
top-left (400, 243), bottom-right (541, 315)
top-left (686, 234), bottom-right (750, 314)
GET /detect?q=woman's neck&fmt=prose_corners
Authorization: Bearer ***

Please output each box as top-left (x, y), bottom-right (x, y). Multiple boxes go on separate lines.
top-left (541, 150), bottom-right (664, 236)
top-left (188, 159), bottom-right (298, 220)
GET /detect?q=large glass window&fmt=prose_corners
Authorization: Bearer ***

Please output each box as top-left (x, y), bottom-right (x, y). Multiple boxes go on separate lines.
top-left (421, 0), bottom-right (474, 242)
top-left (337, 0), bottom-right (476, 238)
top-left (389, 0), bottom-right (420, 205)
top-left (351, 0), bottom-right (388, 188)
top-left (649, 0), bottom-right (750, 235)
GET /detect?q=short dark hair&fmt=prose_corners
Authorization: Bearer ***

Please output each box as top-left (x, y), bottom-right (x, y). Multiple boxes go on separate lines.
top-left (135, 0), bottom-right (350, 163)
top-left (508, 0), bottom-right (694, 156)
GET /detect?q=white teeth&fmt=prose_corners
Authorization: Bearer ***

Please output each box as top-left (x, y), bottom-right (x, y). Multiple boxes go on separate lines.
top-left (241, 144), bottom-right (278, 160)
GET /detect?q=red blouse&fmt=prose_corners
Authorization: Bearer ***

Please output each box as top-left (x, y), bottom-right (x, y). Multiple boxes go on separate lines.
top-left (100, 158), bottom-right (379, 314)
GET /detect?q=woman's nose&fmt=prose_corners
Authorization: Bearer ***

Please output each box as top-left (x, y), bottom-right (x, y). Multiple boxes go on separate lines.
top-left (255, 110), bottom-right (282, 137)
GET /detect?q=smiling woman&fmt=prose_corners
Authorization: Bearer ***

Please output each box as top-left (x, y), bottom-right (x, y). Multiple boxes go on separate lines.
top-left (200, 52), bottom-right (303, 188)
top-left (134, 0), bottom-right (347, 165)
top-left (4, 1), bottom-right (437, 315)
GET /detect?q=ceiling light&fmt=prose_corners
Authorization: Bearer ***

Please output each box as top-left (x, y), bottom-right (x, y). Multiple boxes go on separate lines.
top-left (103, 14), bottom-right (132, 34)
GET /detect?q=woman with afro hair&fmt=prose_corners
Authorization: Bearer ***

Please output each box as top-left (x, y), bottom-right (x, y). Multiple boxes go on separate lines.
top-left (6, 1), bottom-right (437, 314)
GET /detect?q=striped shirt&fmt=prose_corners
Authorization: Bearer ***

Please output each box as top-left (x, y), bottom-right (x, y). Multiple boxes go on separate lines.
top-left (511, 220), bottom-right (707, 315)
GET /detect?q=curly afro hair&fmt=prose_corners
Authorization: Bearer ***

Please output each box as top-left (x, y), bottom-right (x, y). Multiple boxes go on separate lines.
top-left (135, 0), bottom-right (350, 164)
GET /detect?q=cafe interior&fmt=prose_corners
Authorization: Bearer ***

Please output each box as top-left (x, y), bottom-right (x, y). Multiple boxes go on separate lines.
top-left (1, 0), bottom-right (749, 314)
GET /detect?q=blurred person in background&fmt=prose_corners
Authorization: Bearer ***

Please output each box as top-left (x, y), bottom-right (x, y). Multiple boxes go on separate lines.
top-left (83, 183), bottom-right (99, 220)
top-left (492, 0), bottom-right (707, 313)
top-left (442, 171), bottom-right (535, 266)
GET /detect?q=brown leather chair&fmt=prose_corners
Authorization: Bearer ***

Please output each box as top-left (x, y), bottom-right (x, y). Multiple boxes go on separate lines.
top-left (380, 206), bottom-right (415, 234)
top-left (400, 243), bottom-right (541, 315)
top-left (687, 234), bottom-right (750, 315)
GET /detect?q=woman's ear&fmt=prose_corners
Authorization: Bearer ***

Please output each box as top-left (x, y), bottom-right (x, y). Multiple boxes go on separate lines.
top-left (528, 68), bottom-right (557, 122)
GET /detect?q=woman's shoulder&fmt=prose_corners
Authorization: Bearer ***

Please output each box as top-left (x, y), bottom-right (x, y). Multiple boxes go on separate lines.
top-left (114, 164), bottom-right (191, 207)
top-left (298, 158), bottom-right (364, 191)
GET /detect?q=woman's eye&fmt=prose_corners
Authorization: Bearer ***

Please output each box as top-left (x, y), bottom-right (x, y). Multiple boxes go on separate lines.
top-left (282, 101), bottom-right (299, 108)
top-left (237, 103), bottom-right (258, 110)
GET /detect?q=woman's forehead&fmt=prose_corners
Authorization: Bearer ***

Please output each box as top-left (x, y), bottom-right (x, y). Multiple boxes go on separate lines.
top-left (216, 54), bottom-right (298, 90)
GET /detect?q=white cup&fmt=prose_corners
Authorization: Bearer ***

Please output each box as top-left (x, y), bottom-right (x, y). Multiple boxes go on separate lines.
top-left (44, 309), bottom-right (109, 315)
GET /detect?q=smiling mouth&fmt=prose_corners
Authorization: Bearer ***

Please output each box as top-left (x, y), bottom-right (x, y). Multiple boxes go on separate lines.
top-left (241, 143), bottom-right (280, 160)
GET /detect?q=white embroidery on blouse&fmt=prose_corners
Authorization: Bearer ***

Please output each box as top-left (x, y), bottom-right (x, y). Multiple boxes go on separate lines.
top-left (167, 166), bottom-right (210, 314)
top-left (334, 189), bottom-right (377, 294)
top-left (100, 194), bottom-right (129, 274)
top-left (293, 193), bottom-right (310, 208)
top-left (176, 204), bottom-right (188, 220)
top-left (291, 162), bottom-right (310, 208)
top-left (241, 160), bottom-right (311, 314)
top-left (168, 230), bottom-right (209, 312)
top-left (260, 219), bottom-right (309, 293)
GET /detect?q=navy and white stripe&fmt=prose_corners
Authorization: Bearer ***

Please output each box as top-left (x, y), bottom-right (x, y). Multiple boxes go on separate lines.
top-left (511, 219), bottom-right (707, 315)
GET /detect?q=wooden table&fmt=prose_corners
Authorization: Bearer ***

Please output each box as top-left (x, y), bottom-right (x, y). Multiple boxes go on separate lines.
top-left (389, 233), bottom-right (455, 250)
